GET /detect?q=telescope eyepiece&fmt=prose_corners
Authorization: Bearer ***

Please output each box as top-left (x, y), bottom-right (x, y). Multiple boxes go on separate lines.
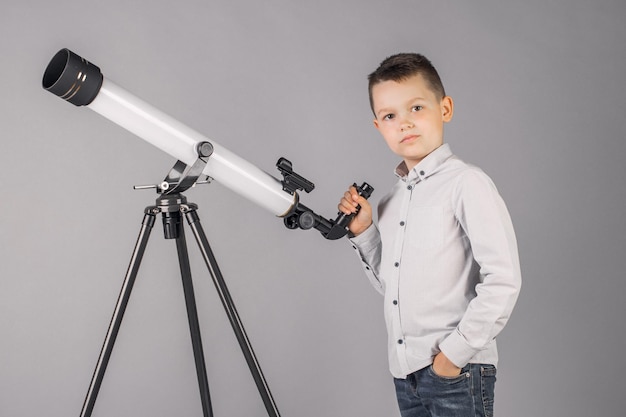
top-left (43, 48), bottom-right (103, 106)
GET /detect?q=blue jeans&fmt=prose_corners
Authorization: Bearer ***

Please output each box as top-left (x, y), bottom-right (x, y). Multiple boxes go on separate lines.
top-left (394, 364), bottom-right (496, 417)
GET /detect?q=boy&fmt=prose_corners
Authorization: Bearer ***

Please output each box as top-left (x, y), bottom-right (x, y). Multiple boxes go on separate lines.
top-left (338, 53), bottom-right (521, 417)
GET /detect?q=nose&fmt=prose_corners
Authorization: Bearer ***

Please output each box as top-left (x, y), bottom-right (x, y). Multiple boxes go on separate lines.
top-left (399, 111), bottom-right (415, 132)
top-left (400, 120), bottom-right (414, 132)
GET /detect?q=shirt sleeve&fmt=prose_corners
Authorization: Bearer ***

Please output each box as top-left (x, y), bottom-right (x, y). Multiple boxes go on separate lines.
top-left (439, 168), bottom-right (522, 368)
top-left (349, 223), bottom-right (385, 295)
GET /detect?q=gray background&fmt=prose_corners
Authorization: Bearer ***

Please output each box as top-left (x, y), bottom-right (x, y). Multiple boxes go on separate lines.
top-left (1, 1), bottom-right (624, 416)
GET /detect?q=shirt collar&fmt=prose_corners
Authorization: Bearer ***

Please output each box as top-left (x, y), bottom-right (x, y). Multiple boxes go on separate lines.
top-left (394, 143), bottom-right (454, 182)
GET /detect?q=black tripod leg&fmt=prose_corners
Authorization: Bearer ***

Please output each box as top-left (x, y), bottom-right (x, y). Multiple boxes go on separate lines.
top-left (80, 210), bottom-right (156, 417)
top-left (171, 214), bottom-right (213, 417)
top-left (183, 208), bottom-right (281, 417)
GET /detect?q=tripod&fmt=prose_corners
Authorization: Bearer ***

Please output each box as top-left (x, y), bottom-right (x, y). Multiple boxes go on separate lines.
top-left (79, 146), bottom-right (281, 417)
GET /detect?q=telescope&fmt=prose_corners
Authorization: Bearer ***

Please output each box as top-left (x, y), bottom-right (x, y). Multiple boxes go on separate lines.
top-left (42, 48), bottom-right (372, 240)
top-left (42, 48), bottom-right (372, 417)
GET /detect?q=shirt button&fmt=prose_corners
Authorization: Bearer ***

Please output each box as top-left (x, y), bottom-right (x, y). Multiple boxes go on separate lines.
top-left (420, 170), bottom-right (425, 176)
top-left (394, 262), bottom-right (400, 267)
top-left (397, 339), bottom-right (404, 345)
top-left (407, 185), bottom-right (413, 190)
top-left (400, 221), bottom-right (405, 226)
top-left (393, 300), bottom-right (398, 305)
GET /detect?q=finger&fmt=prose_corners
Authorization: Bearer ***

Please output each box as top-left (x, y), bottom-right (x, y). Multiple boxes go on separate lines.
top-left (344, 190), bottom-right (359, 207)
top-left (338, 204), bottom-right (352, 214)
top-left (346, 189), bottom-right (363, 207)
top-left (338, 197), bottom-right (356, 213)
top-left (349, 186), bottom-right (360, 202)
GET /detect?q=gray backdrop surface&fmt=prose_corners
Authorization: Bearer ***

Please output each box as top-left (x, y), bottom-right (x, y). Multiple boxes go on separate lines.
top-left (1, 1), bottom-right (625, 416)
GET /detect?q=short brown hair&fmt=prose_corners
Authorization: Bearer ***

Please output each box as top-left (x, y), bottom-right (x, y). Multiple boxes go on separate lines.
top-left (368, 53), bottom-right (446, 114)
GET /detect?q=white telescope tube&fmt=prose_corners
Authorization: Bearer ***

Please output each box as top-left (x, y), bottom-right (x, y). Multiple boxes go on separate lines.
top-left (89, 79), bottom-right (295, 215)
top-left (42, 49), bottom-right (295, 217)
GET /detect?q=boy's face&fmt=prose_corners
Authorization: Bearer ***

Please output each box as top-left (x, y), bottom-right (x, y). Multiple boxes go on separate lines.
top-left (372, 74), bottom-right (453, 171)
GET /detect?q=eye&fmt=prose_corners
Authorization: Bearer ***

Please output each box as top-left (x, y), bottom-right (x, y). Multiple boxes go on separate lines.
top-left (383, 113), bottom-right (395, 121)
top-left (412, 105), bottom-right (423, 112)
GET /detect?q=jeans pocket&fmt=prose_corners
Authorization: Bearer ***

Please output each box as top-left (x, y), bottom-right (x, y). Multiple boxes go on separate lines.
top-left (427, 364), bottom-right (469, 384)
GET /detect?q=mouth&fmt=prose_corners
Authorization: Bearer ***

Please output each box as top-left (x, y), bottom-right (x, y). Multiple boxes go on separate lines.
top-left (401, 134), bottom-right (419, 144)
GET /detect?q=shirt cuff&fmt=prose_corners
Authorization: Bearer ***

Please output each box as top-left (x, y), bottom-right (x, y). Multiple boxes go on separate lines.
top-left (438, 329), bottom-right (481, 368)
top-left (349, 223), bottom-right (380, 252)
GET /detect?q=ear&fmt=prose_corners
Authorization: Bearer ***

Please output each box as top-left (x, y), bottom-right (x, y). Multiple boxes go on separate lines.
top-left (441, 96), bottom-right (454, 123)
top-left (373, 118), bottom-right (380, 131)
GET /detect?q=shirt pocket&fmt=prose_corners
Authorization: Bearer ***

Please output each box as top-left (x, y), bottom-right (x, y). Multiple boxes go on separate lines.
top-left (405, 206), bottom-right (444, 251)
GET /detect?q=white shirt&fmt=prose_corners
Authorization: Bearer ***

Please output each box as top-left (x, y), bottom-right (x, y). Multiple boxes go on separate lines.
top-left (350, 144), bottom-right (521, 379)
